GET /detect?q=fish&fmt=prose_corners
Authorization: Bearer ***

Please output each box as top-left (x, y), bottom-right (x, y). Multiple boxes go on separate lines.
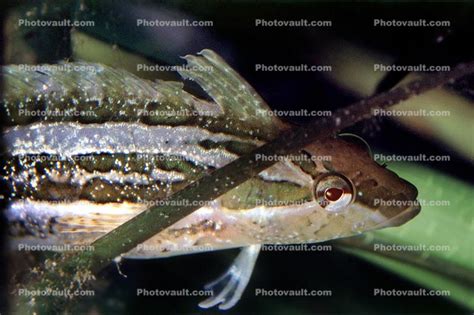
top-left (0, 49), bottom-right (421, 309)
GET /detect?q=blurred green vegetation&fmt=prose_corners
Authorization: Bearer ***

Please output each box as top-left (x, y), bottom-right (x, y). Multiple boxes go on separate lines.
top-left (337, 163), bottom-right (474, 310)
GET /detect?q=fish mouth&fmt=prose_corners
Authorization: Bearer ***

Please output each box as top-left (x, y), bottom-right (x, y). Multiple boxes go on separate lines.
top-left (372, 203), bottom-right (421, 229)
top-left (375, 178), bottom-right (421, 228)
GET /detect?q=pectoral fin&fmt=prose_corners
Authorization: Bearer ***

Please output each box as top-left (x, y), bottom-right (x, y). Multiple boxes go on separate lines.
top-left (199, 244), bottom-right (261, 310)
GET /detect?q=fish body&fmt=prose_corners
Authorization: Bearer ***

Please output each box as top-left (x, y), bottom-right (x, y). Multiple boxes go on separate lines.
top-left (1, 50), bottom-right (420, 308)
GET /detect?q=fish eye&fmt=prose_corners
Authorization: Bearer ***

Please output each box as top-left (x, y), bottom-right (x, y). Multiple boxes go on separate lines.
top-left (315, 173), bottom-right (354, 211)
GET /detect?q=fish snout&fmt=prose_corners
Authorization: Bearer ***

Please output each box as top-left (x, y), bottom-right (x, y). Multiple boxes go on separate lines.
top-left (374, 179), bottom-right (421, 228)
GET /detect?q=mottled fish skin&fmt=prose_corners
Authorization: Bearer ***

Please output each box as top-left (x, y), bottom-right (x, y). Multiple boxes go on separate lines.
top-left (1, 50), bottom-right (420, 258)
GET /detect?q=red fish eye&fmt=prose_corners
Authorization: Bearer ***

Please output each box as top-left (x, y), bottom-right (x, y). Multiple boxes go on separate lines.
top-left (324, 187), bottom-right (343, 201)
top-left (315, 173), bottom-right (354, 211)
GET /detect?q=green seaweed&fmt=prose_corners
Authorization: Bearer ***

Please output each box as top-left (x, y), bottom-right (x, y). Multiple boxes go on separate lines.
top-left (336, 163), bottom-right (474, 310)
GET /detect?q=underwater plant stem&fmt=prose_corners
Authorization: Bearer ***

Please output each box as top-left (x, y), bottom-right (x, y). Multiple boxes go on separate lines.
top-left (15, 61), bottom-right (474, 314)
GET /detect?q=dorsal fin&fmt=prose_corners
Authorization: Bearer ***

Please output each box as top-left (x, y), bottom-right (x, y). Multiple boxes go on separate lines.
top-left (178, 49), bottom-right (286, 140)
top-left (1, 50), bottom-right (285, 141)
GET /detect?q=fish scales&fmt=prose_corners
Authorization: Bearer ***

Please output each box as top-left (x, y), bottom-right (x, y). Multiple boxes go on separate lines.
top-left (1, 50), bottom-right (420, 309)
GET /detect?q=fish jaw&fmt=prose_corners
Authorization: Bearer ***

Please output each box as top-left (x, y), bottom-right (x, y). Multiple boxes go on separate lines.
top-left (371, 203), bottom-right (421, 229)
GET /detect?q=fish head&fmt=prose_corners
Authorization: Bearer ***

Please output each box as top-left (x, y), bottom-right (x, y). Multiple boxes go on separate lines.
top-left (298, 137), bottom-right (421, 239)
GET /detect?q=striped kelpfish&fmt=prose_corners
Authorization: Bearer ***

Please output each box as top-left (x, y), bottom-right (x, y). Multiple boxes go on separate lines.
top-left (0, 50), bottom-right (420, 309)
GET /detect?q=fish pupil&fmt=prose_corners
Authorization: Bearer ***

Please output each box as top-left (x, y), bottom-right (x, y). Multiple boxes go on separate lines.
top-left (325, 187), bottom-right (343, 201)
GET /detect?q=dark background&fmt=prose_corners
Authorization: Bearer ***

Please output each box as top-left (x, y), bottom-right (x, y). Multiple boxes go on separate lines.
top-left (1, 1), bottom-right (473, 314)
